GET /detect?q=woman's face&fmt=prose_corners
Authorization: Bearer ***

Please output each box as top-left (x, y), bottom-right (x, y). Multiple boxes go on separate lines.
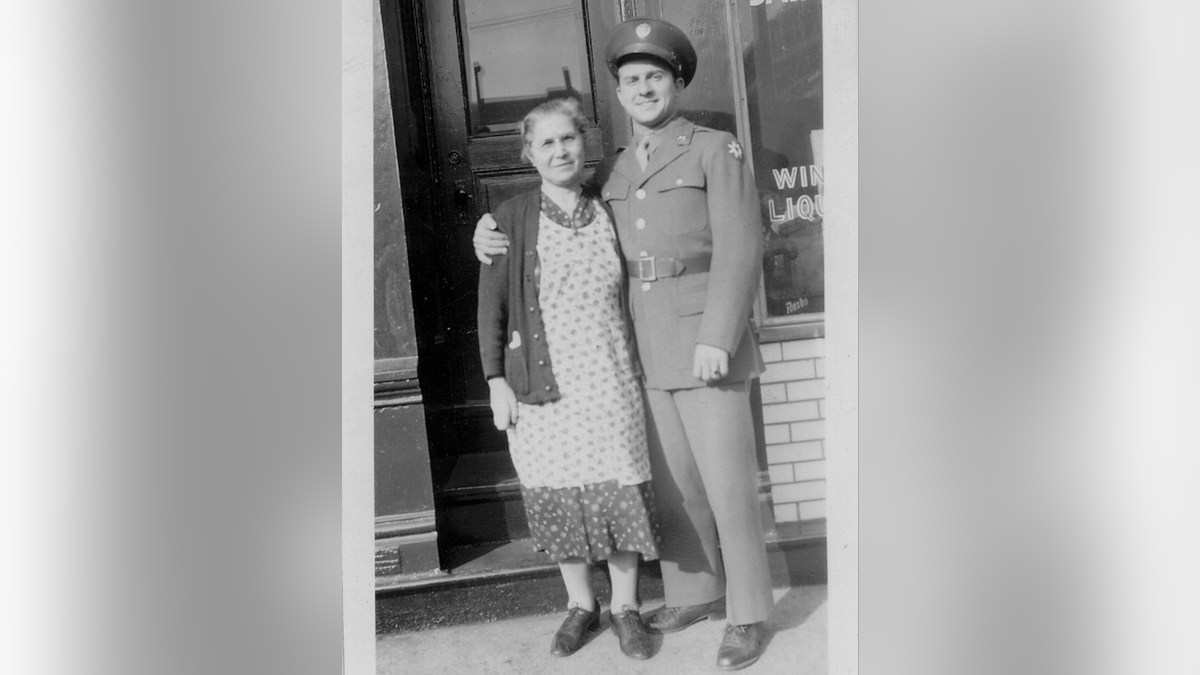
top-left (525, 113), bottom-right (584, 188)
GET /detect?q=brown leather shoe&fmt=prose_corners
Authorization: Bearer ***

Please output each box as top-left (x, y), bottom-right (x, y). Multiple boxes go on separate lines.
top-left (550, 606), bottom-right (600, 657)
top-left (645, 597), bottom-right (726, 633)
top-left (610, 607), bottom-right (653, 660)
top-left (716, 622), bottom-right (763, 670)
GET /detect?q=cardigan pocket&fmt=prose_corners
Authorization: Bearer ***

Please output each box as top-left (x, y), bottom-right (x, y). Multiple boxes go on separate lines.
top-left (504, 343), bottom-right (529, 395)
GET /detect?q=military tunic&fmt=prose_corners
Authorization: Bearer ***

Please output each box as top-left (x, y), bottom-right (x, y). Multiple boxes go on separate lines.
top-left (595, 116), bottom-right (765, 391)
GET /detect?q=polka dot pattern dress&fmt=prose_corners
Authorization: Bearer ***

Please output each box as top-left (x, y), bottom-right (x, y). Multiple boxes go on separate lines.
top-left (506, 192), bottom-right (660, 562)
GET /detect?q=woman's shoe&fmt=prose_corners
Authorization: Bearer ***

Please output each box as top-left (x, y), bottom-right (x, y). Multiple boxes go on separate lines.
top-left (550, 606), bottom-right (600, 656)
top-left (610, 607), bottom-right (653, 660)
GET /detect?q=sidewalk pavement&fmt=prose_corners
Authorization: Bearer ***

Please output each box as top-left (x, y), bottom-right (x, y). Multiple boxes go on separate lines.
top-left (377, 583), bottom-right (827, 675)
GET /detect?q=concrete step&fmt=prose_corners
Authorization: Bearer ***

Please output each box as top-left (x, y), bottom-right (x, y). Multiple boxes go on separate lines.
top-left (376, 520), bottom-right (827, 634)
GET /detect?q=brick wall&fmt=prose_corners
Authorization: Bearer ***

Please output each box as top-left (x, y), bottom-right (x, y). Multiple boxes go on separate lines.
top-left (758, 337), bottom-right (826, 523)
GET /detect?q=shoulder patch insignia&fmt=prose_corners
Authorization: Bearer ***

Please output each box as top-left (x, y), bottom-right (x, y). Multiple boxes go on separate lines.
top-left (727, 139), bottom-right (744, 160)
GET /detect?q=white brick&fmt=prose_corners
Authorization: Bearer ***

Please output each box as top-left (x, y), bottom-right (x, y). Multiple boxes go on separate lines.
top-left (772, 480), bottom-right (826, 503)
top-left (759, 342), bottom-right (783, 363)
top-left (793, 460), bottom-right (826, 481)
top-left (793, 400), bottom-right (821, 421)
top-left (782, 338), bottom-right (824, 360)
top-left (762, 401), bottom-right (819, 425)
top-left (773, 503), bottom-right (799, 523)
top-left (818, 400), bottom-right (825, 419)
top-left (786, 378), bottom-right (826, 401)
top-left (798, 500), bottom-right (827, 521)
top-left (814, 358), bottom-right (825, 378)
top-left (767, 463), bottom-right (794, 484)
top-left (759, 359), bottom-right (816, 384)
top-left (765, 441), bottom-right (823, 463)
top-left (759, 383), bottom-right (786, 404)
top-left (763, 424), bottom-right (790, 445)
top-left (790, 419), bottom-right (825, 442)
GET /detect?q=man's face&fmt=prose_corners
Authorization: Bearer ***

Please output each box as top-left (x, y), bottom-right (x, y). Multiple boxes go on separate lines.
top-left (615, 59), bottom-right (684, 130)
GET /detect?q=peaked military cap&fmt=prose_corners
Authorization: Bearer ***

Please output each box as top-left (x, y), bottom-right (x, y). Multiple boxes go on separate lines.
top-left (605, 18), bottom-right (698, 87)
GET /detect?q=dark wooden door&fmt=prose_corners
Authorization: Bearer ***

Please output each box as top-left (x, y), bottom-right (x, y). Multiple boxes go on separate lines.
top-left (418, 0), bottom-right (624, 485)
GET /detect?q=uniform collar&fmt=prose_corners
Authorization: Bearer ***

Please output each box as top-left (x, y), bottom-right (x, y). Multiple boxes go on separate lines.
top-left (617, 116), bottom-right (696, 186)
top-left (633, 115), bottom-right (693, 148)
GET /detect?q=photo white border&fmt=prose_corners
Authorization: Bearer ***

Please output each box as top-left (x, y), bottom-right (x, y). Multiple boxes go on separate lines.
top-left (822, 1), bottom-right (859, 673)
top-left (343, 0), bottom-right (376, 672)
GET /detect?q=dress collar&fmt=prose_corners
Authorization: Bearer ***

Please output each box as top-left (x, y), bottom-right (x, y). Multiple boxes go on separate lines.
top-left (540, 190), bottom-right (596, 230)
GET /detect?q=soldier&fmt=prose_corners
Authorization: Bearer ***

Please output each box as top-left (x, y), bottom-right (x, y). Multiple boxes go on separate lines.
top-left (475, 18), bottom-right (774, 670)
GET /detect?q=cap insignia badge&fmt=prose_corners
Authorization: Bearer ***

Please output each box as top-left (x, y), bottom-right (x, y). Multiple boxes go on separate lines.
top-left (636, 23), bottom-right (652, 38)
top-left (728, 140), bottom-right (744, 160)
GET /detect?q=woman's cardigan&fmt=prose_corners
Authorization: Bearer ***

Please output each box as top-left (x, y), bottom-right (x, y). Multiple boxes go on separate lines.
top-left (477, 187), bottom-right (638, 404)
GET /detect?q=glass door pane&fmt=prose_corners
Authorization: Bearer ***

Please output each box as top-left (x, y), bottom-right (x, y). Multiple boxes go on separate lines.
top-left (461, 0), bottom-right (595, 134)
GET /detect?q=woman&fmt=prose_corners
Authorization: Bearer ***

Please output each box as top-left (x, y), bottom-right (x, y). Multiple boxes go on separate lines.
top-left (477, 98), bottom-right (658, 661)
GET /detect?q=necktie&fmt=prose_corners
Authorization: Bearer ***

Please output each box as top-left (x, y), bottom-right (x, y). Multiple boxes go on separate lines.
top-left (636, 133), bottom-right (655, 171)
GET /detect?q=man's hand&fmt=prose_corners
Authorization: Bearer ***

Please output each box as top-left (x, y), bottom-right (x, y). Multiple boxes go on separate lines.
top-left (474, 213), bottom-right (510, 264)
top-left (692, 343), bottom-right (730, 384)
top-left (487, 377), bottom-right (519, 430)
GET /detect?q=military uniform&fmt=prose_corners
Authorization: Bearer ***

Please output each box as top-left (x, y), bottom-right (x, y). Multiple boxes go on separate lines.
top-left (592, 114), bottom-right (775, 627)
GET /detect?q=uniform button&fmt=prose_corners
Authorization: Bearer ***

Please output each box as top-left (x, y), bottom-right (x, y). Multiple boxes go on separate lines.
top-left (635, 189), bottom-right (646, 199)
top-left (533, 333), bottom-right (539, 339)
top-left (636, 218), bottom-right (646, 229)
top-left (675, 178), bottom-right (683, 185)
top-left (538, 360), bottom-right (545, 366)
top-left (528, 306), bottom-right (535, 312)
top-left (525, 251), bottom-right (533, 256)
top-left (641, 282), bottom-right (651, 292)
top-left (544, 385), bottom-right (551, 391)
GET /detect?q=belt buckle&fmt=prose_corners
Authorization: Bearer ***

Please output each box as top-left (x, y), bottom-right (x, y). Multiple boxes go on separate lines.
top-left (637, 256), bottom-right (657, 282)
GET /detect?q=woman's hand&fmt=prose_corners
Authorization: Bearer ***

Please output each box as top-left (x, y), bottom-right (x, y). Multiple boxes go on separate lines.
top-left (487, 377), bottom-right (519, 430)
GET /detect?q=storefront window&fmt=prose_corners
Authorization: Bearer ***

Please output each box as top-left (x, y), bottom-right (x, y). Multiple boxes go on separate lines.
top-left (739, 0), bottom-right (824, 321)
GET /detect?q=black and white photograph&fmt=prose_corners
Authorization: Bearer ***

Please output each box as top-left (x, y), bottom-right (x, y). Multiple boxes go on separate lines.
top-left (361, 0), bottom-right (858, 672)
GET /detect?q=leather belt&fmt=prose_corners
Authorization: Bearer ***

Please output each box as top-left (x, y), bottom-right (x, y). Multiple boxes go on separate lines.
top-left (627, 254), bottom-right (712, 282)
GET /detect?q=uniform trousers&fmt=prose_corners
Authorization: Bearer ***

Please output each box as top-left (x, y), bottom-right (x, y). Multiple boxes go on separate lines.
top-left (644, 380), bottom-right (775, 626)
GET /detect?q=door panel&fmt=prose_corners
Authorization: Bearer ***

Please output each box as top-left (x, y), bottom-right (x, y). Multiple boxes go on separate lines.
top-left (421, 0), bottom-right (618, 479)
top-left (465, 126), bottom-right (603, 173)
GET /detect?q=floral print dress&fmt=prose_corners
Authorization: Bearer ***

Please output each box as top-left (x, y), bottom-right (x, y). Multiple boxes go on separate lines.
top-left (506, 192), bottom-right (660, 562)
